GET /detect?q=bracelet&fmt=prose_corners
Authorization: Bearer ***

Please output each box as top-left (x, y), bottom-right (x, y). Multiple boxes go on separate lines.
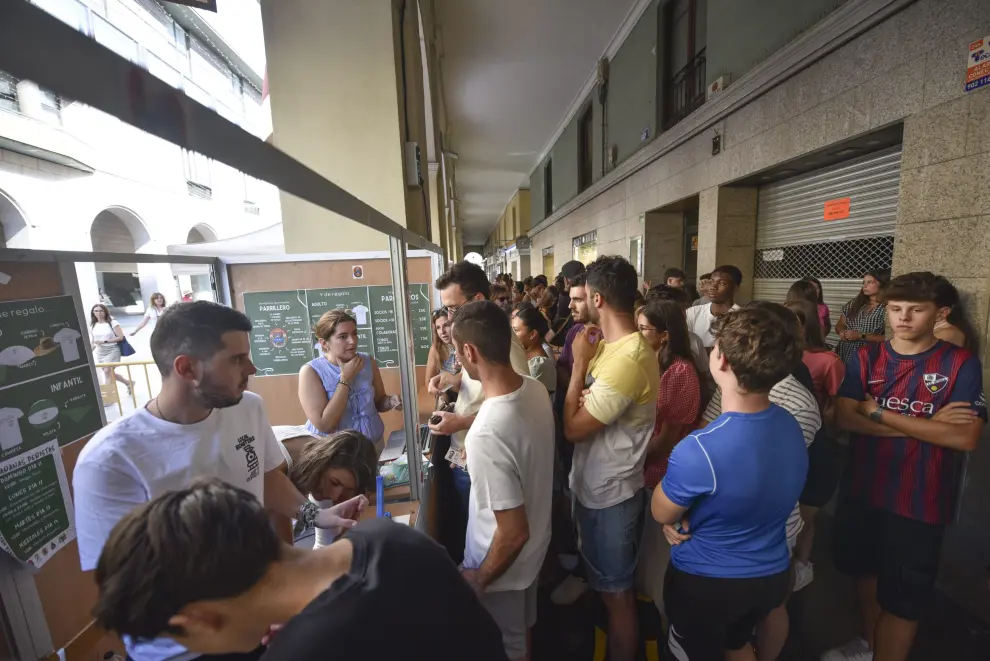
top-left (339, 378), bottom-right (352, 389)
top-left (292, 501), bottom-right (321, 537)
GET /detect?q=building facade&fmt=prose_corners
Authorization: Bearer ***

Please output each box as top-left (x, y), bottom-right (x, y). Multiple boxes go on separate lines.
top-left (512, 0), bottom-right (989, 617)
top-left (0, 0), bottom-right (280, 310)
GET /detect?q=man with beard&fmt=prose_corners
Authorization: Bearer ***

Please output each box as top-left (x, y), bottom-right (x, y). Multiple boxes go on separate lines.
top-left (73, 302), bottom-right (365, 661)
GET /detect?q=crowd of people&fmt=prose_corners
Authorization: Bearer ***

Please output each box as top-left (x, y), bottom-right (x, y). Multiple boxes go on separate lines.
top-left (75, 256), bottom-right (986, 661)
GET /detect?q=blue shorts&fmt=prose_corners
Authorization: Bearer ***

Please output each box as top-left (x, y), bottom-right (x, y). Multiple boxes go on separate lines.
top-left (575, 491), bottom-right (645, 593)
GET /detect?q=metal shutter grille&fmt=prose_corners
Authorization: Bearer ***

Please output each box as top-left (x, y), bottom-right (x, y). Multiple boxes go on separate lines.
top-left (752, 146), bottom-right (901, 341)
top-left (756, 146), bottom-right (902, 248)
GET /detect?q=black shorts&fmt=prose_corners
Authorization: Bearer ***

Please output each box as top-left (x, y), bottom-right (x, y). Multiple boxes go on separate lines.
top-left (799, 434), bottom-right (840, 508)
top-left (832, 499), bottom-right (945, 621)
top-left (663, 565), bottom-right (790, 660)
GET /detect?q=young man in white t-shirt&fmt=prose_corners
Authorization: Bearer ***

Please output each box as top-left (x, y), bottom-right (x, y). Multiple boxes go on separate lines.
top-left (685, 265), bottom-right (742, 348)
top-left (452, 301), bottom-right (554, 661)
top-left (73, 301), bottom-right (367, 661)
top-left (427, 261), bottom-right (533, 518)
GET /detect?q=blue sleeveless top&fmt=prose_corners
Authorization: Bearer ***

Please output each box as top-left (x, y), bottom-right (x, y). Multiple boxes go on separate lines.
top-left (304, 352), bottom-right (385, 444)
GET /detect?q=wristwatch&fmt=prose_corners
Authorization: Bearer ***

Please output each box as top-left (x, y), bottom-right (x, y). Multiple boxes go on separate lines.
top-left (293, 501), bottom-right (321, 537)
top-left (868, 407), bottom-right (883, 423)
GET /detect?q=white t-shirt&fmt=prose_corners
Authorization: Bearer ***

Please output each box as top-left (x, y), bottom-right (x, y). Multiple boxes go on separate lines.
top-left (0, 345), bottom-right (36, 367)
top-left (452, 335), bottom-right (533, 453)
top-left (0, 408), bottom-right (24, 451)
top-left (91, 321), bottom-right (120, 344)
top-left (463, 376), bottom-right (554, 592)
top-left (688, 332), bottom-right (708, 374)
top-left (53, 327), bottom-right (82, 362)
top-left (352, 304), bottom-right (370, 326)
top-left (685, 303), bottom-right (741, 348)
top-left (702, 375), bottom-right (820, 543)
top-left (73, 391), bottom-right (283, 661)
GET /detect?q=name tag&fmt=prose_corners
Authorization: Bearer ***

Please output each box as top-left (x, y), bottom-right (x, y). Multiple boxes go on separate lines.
top-left (445, 447), bottom-right (467, 470)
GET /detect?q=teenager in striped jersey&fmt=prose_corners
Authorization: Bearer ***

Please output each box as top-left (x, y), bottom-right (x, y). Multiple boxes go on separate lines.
top-left (824, 272), bottom-right (985, 661)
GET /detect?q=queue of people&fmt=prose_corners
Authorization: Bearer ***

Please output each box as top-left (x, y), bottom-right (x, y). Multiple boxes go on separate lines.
top-left (77, 257), bottom-right (985, 661)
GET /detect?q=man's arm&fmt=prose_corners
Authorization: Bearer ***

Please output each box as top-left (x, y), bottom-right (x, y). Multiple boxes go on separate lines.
top-left (562, 355), bottom-right (606, 441)
top-left (467, 506), bottom-right (530, 590)
top-left (263, 464), bottom-right (308, 518)
top-left (866, 405), bottom-right (984, 450)
top-left (651, 484), bottom-right (689, 526)
top-left (835, 397), bottom-right (903, 436)
top-left (74, 460), bottom-right (148, 571)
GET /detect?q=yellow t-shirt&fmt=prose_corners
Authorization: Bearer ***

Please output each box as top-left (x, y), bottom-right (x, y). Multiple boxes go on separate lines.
top-left (569, 331), bottom-right (660, 509)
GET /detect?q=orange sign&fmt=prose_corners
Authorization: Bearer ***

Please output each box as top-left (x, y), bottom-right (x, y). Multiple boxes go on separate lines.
top-left (824, 197), bottom-right (851, 221)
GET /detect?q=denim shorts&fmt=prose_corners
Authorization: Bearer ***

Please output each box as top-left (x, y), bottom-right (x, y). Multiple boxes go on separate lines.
top-left (575, 490), bottom-right (645, 593)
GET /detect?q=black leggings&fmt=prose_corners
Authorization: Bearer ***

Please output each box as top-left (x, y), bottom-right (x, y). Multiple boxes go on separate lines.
top-left (128, 648), bottom-right (264, 661)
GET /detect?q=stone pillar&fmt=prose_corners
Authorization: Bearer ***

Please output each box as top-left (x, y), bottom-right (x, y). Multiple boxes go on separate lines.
top-left (892, 88), bottom-right (990, 355)
top-left (697, 186), bottom-right (758, 302)
top-left (261, 0), bottom-right (430, 252)
top-left (427, 162), bottom-right (449, 260)
top-left (643, 211), bottom-right (684, 286)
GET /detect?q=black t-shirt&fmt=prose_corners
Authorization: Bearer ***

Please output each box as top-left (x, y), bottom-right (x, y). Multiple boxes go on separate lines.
top-left (263, 519), bottom-right (508, 661)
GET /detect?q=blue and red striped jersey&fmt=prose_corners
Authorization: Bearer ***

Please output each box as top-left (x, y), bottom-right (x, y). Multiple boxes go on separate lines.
top-left (838, 340), bottom-right (986, 524)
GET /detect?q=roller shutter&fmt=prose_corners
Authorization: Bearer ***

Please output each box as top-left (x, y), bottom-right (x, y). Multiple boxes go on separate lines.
top-left (753, 146), bottom-right (901, 341)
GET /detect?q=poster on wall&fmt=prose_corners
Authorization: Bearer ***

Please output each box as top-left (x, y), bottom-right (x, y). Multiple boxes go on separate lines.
top-left (245, 286), bottom-right (433, 375)
top-left (0, 296), bottom-right (89, 389)
top-left (243, 291), bottom-right (313, 377)
top-left (0, 441), bottom-right (75, 569)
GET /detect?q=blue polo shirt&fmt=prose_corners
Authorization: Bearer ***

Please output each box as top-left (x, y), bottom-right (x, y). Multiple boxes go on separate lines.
top-left (661, 405), bottom-right (808, 578)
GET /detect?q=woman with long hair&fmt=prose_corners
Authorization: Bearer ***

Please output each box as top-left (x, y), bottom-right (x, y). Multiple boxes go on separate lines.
top-left (283, 429), bottom-right (379, 549)
top-left (510, 303), bottom-right (556, 394)
top-left (835, 269), bottom-right (889, 364)
top-left (298, 309), bottom-right (401, 454)
top-left (537, 285), bottom-right (558, 323)
top-left (787, 279), bottom-right (830, 337)
top-left (933, 276), bottom-right (978, 352)
top-left (635, 299), bottom-right (701, 612)
top-left (784, 299), bottom-right (844, 592)
top-left (90, 303), bottom-right (133, 394)
top-left (425, 308), bottom-right (459, 390)
top-left (130, 292), bottom-right (167, 336)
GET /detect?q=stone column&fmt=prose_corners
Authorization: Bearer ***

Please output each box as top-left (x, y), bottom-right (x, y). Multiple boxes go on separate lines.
top-left (697, 186), bottom-right (758, 302)
top-left (261, 0), bottom-right (431, 252)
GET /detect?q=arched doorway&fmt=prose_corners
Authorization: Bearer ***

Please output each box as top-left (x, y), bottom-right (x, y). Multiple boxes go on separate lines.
top-left (186, 223), bottom-right (218, 244)
top-left (0, 188), bottom-right (29, 249)
top-left (89, 207), bottom-right (152, 310)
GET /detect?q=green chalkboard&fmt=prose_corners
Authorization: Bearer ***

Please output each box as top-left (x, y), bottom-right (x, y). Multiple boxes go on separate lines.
top-left (243, 291), bottom-right (312, 376)
top-left (0, 442), bottom-right (73, 567)
top-left (307, 287), bottom-right (373, 359)
top-left (408, 284), bottom-right (433, 366)
top-left (0, 296), bottom-right (89, 389)
top-left (367, 286), bottom-right (399, 368)
top-left (0, 365), bottom-right (103, 462)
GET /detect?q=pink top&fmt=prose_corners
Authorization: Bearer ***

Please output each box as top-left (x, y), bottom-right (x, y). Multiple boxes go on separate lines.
top-left (644, 357), bottom-right (700, 489)
top-left (801, 350), bottom-right (845, 411)
top-left (818, 303), bottom-right (831, 332)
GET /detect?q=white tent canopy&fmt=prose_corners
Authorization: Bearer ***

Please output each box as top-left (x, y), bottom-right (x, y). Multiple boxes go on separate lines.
top-left (167, 223), bottom-right (285, 257)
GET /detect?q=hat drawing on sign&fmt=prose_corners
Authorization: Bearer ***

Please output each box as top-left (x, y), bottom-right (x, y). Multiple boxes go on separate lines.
top-left (33, 337), bottom-right (59, 357)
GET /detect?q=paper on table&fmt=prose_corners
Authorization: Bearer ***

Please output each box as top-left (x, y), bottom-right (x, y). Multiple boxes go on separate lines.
top-left (393, 514), bottom-right (412, 526)
top-left (378, 429), bottom-right (406, 463)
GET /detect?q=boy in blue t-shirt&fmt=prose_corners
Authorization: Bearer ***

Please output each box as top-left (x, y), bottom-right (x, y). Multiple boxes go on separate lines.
top-left (824, 272), bottom-right (985, 661)
top-left (651, 306), bottom-right (809, 661)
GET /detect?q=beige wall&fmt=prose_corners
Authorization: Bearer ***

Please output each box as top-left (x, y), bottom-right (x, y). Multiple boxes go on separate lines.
top-left (261, 0), bottom-right (429, 252)
top-left (485, 188), bottom-right (532, 250)
top-left (644, 211), bottom-right (684, 286)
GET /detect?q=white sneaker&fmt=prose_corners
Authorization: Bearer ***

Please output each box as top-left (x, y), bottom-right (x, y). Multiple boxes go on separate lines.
top-left (821, 638), bottom-right (873, 661)
top-left (793, 560), bottom-right (814, 592)
top-left (550, 574), bottom-right (588, 605)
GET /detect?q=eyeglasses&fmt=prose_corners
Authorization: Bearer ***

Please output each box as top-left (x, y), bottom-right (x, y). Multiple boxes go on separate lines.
top-left (637, 324), bottom-right (657, 332)
top-left (495, 296), bottom-right (509, 303)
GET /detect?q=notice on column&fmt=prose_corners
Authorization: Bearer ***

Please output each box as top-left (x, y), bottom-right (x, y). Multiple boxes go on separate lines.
top-left (307, 288), bottom-right (373, 359)
top-left (243, 291), bottom-right (312, 376)
top-left (0, 296), bottom-right (88, 389)
top-left (0, 441), bottom-right (74, 568)
top-left (367, 286), bottom-right (399, 368)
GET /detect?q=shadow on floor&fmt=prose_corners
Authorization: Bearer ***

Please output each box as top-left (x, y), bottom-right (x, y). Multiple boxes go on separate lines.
top-left (532, 515), bottom-right (990, 661)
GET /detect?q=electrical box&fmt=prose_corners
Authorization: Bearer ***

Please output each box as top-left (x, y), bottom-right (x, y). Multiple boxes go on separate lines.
top-left (404, 142), bottom-right (422, 187)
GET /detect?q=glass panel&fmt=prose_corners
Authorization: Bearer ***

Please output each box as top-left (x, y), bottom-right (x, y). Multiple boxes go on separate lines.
top-left (105, 0), bottom-right (178, 67)
top-left (31, 0), bottom-right (89, 31)
top-left (93, 15), bottom-right (138, 62)
top-left (146, 53), bottom-right (182, 88)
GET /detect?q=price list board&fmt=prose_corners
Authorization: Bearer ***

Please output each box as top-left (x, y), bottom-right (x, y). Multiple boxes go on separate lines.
top-left (244, 285), bottom-right (434, 374)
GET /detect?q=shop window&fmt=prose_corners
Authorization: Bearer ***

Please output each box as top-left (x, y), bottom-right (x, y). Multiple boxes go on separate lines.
top-left (573, 230), bottom-right (598, 266)
top-left (183, 149), bottom-right (212, 199)
top-left (578, 104), bottom-right (594, 192)
top-left (662, 0), bottom-right (707, 130)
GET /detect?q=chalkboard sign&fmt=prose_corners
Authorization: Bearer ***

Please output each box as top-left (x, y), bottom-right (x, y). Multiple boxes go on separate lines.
top-left (244, 285), bottom-right (434, 376)
top-left (243, 291), bottom-right (312, 376)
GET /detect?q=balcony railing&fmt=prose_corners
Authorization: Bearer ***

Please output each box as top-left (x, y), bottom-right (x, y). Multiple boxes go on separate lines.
top-left (664, 48), bottom-right (707, 131)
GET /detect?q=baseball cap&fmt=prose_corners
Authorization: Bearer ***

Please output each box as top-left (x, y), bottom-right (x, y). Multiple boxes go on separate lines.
top-left (560, 260), bottom-right (586, 279)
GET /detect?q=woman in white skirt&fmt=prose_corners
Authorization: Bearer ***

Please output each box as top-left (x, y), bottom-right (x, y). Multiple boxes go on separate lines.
top-left (130, 292), bottom-right (167, 336)
top-left (90, 303), bottom-right (132, 394)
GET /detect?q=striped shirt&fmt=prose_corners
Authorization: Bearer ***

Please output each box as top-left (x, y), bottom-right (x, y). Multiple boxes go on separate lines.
top-left (703, 375), bottom-right (821, 542)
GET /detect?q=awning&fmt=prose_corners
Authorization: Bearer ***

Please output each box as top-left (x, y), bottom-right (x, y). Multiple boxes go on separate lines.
top-left (166, 223), bottom-right (284, 257)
